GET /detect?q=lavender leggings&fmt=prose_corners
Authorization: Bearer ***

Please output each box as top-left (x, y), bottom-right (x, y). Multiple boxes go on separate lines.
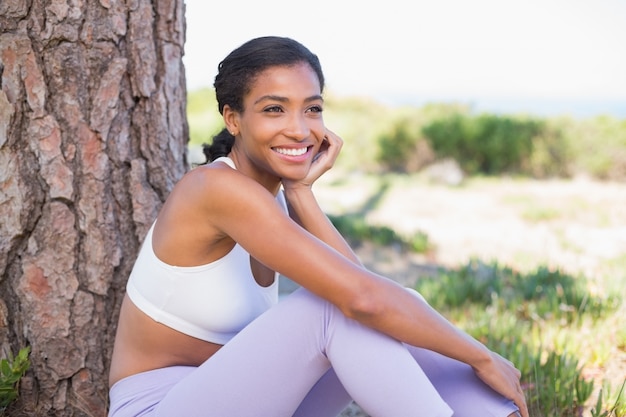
top-left (108, 288), bottom-right (518, 417)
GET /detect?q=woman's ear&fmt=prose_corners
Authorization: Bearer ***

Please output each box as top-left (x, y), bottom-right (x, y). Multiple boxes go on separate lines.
top-left (222, 105), bottom-right (239, 136)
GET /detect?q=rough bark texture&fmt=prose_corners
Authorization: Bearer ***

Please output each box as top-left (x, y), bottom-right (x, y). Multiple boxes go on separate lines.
top-left (0, 0), bottom-right (188, 415)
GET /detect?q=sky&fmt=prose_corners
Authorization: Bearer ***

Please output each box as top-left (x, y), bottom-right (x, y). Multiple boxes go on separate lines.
top-left (183, 0), bottom-right (626, 117)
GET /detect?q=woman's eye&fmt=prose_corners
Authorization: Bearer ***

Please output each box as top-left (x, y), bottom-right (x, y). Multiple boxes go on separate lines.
top-left (307, 105), bottom-right (323, 113)
top-left (264, 106), bottom-right (283, 113)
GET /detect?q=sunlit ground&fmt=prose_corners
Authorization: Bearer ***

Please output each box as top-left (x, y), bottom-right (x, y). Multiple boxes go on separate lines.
top-left (314, 171), bottom-right (626, 415)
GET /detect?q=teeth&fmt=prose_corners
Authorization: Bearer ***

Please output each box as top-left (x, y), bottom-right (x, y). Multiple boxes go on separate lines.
top-left (275, 147), bottom-right (307, 156)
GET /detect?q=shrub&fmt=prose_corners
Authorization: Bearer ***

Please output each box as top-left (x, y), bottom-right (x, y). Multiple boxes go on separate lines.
top-left (523, 117), bottom-right (573, 178)
top-left (186, 89), bottom-right (626, 180)
top-left (376, 117), bottom-right (423, 172)
top-left (416, 260), bottom-right (619, 323)
top-left (564, 116), bottom-right (626, 181)
top-left (422, 113), bottom-right (544, 175)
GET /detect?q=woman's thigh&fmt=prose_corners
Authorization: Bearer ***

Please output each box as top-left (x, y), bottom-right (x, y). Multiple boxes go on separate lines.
top-left (153, 289), bottom-right (334, 417)
top-left (108, 367), bottom-right (196, 417)
top-left (154, 288), bottom-right (449, 417)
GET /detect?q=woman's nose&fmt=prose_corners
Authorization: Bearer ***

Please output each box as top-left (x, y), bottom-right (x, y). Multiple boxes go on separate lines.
top-left (284, 114), bottom-right (310, 140)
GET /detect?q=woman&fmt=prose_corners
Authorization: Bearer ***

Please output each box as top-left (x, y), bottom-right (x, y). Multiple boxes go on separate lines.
top-left (108, 36), bottom-right (528, 417)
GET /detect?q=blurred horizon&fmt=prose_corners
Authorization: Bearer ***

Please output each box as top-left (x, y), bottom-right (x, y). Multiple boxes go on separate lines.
top-left (374, 94), bottom-right (626, 118)
top-left (186, 84), bottom-right (626, 119)
top-left (183, 0), bottom-right (626, 119)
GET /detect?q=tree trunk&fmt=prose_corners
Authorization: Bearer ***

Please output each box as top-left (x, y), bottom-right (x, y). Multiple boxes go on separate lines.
top-left (0, 0), bottom-right (188, 415)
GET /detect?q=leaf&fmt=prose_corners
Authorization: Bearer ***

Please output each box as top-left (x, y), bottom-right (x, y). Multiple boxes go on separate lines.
top-left (0, 346), bottom-right (31, 410)
top-left (0, 361), bottom-right (11, 379)
top-left (16, 347), bottom-right (30, 363)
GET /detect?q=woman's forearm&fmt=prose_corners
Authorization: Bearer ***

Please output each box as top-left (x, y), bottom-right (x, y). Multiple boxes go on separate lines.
top-left (284, 187), bottom-right (362, 266)
top-left (351, 275), bottom-right (527, 416)
top-left (353, 274), bottom-right (493, 369)
top-left (284, 188), bottom-right (489, 366)
top-left (282, 182), bottom-right (488, 370)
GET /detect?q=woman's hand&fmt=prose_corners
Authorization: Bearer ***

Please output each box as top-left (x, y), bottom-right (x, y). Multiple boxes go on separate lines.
top-left (282, 128), bottom-right (343, 190)
top-left (472, 351), bottom-right (529, 417)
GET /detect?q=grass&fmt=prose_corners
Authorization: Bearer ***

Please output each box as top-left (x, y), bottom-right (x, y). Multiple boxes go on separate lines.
top-left (328, 214), bottom-right (431, 253)
top-left (328, 213), bottom-right (626, 416)
top-left (412, 259), bottom-right (624, 416)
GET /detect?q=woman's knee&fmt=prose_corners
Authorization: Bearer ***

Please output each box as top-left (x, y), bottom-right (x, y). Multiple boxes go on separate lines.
top-left (405, 286), bottom-right (429, 304)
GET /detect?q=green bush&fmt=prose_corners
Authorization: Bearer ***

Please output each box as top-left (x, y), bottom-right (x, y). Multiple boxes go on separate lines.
top-left (524, 117), bottom-right (573, 178)
top-left (421, 113), bottom-right (544, 175)
top-left (416, 260), bottom-right (618, 323)
top-left (323, 94), bottom-right (393, 171)
top-left (564, 116), bottom-right (626, 181)
top-left (376, 118), bottom-right (421, 172)
top-left (186, 88), bottom-right (626, 180)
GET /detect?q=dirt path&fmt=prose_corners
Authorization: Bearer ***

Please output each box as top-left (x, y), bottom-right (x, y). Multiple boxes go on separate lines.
top-left (317, 174), bottom-right (626, 276)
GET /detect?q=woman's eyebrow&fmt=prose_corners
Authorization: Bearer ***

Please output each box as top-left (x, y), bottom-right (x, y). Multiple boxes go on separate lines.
top-left (305, 94), bottom-right (324, 103)
top-left (254, 95), bottom-right (287, 105)
top-left (254, 94), bottom-right (323, 105)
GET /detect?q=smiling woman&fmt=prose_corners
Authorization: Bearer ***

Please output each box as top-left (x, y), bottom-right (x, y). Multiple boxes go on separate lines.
top-left (222, 64), bottom-right (326, 180)
top-left (107, 36), bottom-right (526, 417)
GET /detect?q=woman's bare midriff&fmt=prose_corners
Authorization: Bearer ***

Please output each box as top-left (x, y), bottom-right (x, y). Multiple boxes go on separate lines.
top-left (108, 295), bottom-right (223, 387)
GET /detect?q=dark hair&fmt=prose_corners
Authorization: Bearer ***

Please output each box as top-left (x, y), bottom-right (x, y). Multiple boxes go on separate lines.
top-left (202, 36), bottom-right (325, 163)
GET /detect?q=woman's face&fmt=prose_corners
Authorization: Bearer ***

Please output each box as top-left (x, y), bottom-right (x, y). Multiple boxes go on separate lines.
top-left (225, 63), bottom-right (325, 189)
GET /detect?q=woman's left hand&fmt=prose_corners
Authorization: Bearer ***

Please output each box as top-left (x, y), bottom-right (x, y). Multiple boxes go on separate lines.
top-left (282, 128), bottom-right (343, 189)
top-left (473, 351), bottom-right (529, 417)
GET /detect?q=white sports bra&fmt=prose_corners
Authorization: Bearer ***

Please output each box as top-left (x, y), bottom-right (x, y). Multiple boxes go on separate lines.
top-left (126, 157), bottom-right (285, 345)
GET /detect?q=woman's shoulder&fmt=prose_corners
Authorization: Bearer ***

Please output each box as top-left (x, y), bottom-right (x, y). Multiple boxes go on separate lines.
top-left (178, 159), bottom-right (228, 183)
top-left (183, 160), bottom-right (247, 188)
top-left (155, 161), bottom-right (267, 246)
top-left (176, 160), bottom-right (270, 205)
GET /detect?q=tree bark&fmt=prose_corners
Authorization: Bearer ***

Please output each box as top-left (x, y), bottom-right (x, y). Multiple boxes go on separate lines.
top-left (0, 0), bottom-right (188, 415)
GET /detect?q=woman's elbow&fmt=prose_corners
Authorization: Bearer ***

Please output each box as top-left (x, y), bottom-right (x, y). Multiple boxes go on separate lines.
top-left (340, 285), bottom-right (388, 322)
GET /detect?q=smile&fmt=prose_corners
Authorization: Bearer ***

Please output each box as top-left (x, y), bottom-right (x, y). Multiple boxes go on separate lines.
top-left (273, 147), bottom-right (309, 156)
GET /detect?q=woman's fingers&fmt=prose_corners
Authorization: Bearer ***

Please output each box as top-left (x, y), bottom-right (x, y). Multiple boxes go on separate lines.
top-left (474, 352), bottom-right (528, 417)
top-left (323, 128), bottom-right (343, 159)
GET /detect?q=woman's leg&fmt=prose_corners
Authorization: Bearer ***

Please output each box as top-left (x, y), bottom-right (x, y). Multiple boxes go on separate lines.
top-left (153, 288), bottom-right (452, 417)
top-left (292, 345), bottom-right (520, 417)
top-left (292, 287), bottom-right (519, 417)
top-left (291, 368), bottom-right (352, 417)
top-left (108, 367), bottom-right (196, 417)
top-left (404, 345), bottom-right (519, 417)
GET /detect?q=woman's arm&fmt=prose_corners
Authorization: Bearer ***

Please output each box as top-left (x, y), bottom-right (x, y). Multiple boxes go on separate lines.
top-left (199, 160), bottom-right (528, 417)
top-left (284, 186), bottom-right (361, 265)
top-left (282, 129), bottom-right (361, 265)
